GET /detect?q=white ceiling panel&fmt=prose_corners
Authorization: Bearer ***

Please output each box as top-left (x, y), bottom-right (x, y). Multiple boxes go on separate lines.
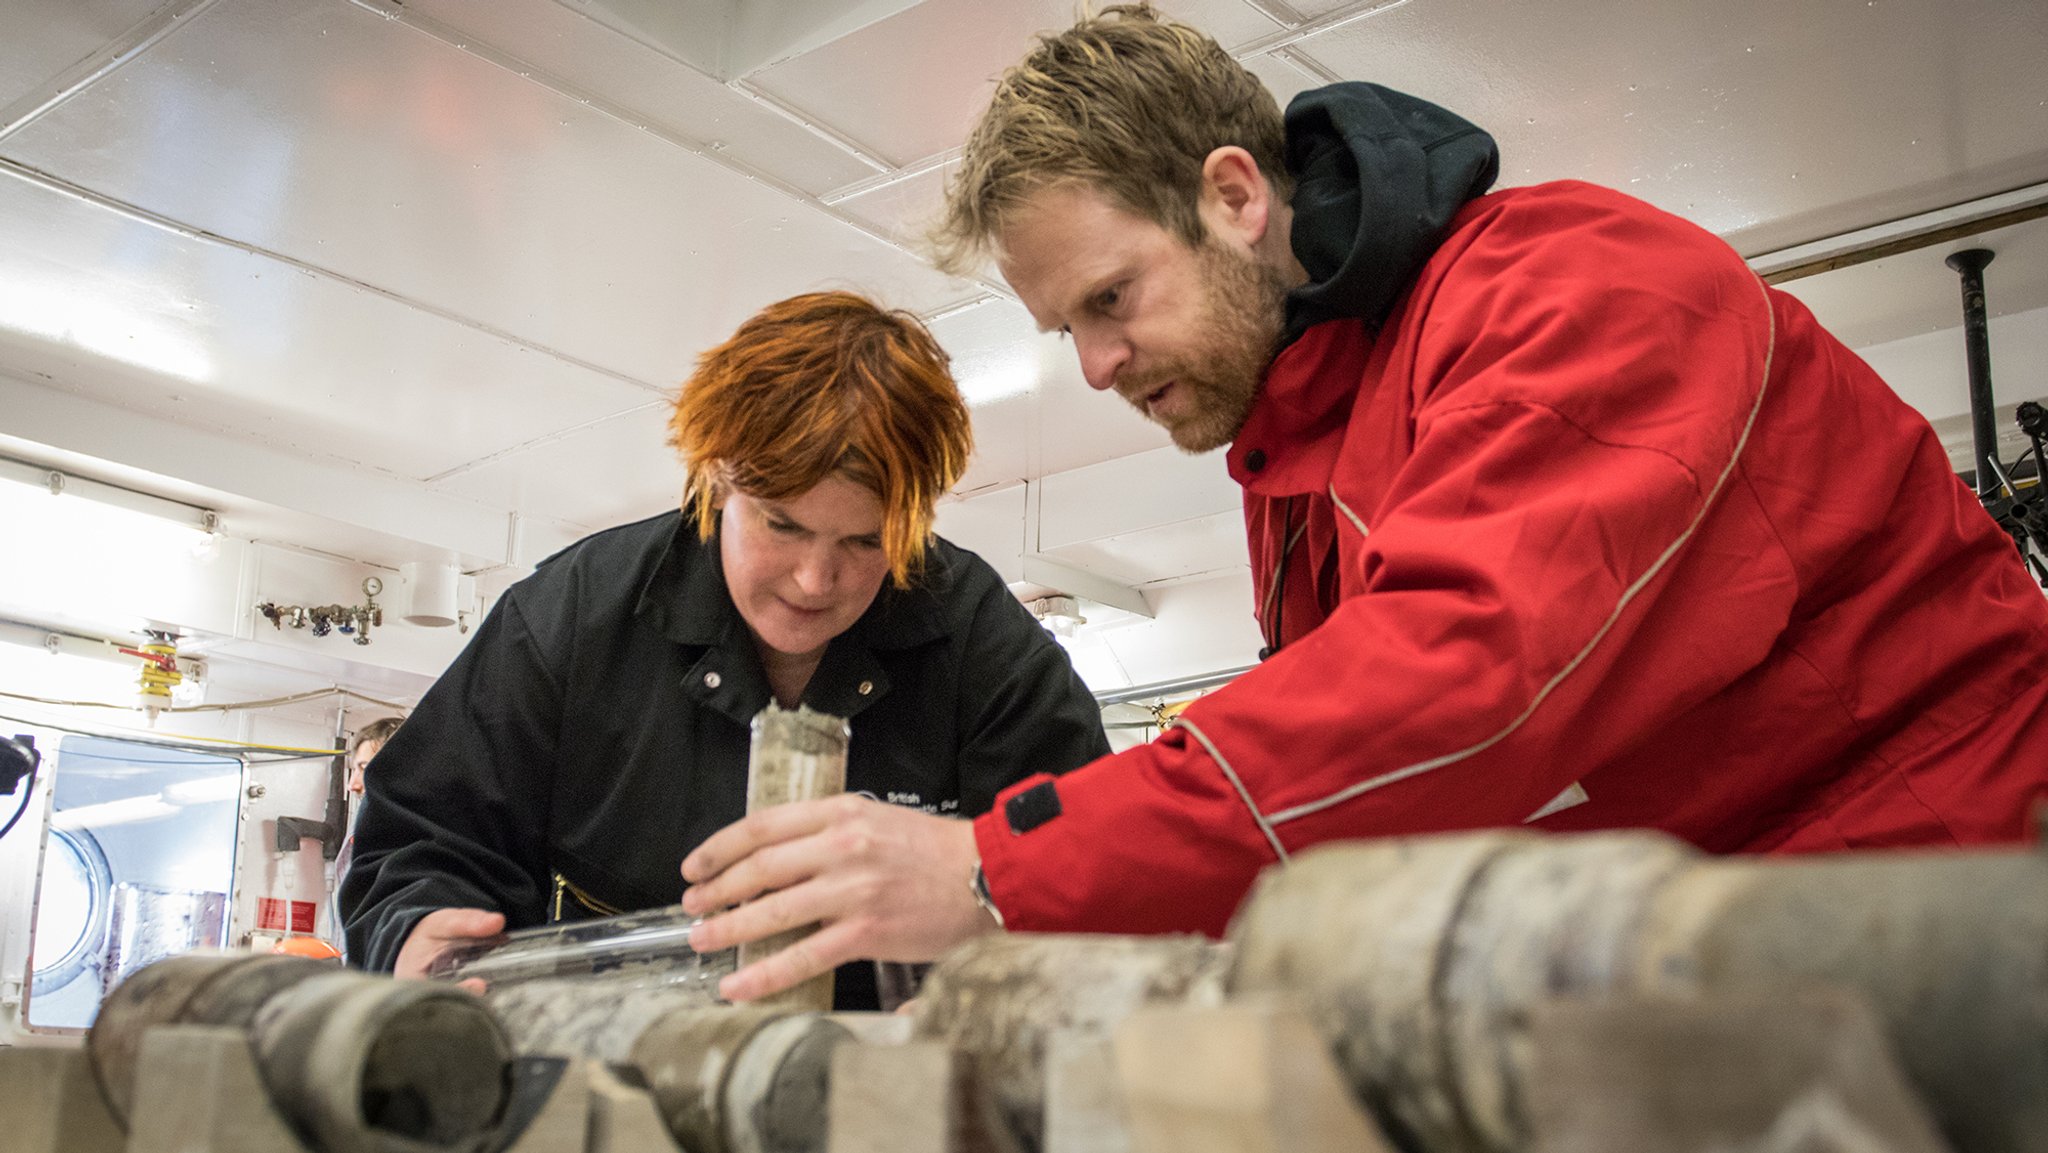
top-left (0, 170), bottom-right (656, 480)
top-left (1283, 0), bottom-right (1374, 17)
top-left (1036, 444), bottom-right (1240, 553)
top-left (926, 297), bottom-right (1171, 492)
top-left (388, 0), bottom-right (887, 197)
top-left (1293, 0), bottom-right (2048, 254)
top-left (2, 0), bottom-right (981, 388)
top-left (833, 157), bottom-right (953, 248)
top-left (1239, 48), bottom-right (1331, 112)
top-left (0, 0), bottom-right (168, 115)
top-left (1042, 509), bottom-right (1248, 587)
top-left (425, 400), bottom-right (684, 533)
top-left (744, 0), bottom-right (1284, 170)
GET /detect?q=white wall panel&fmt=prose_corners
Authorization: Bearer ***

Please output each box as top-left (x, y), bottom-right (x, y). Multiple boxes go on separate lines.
top-left (1063, 569), bottom-right (1261, 692)
top-left (1777, 223), bottom-right (2048, 354)
top-left (1852, 307), bottom-right (2048, 430)
top-left (933, 480), bottom-right (1028, 584)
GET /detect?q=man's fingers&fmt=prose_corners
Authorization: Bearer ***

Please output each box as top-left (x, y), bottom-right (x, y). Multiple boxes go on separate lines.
top-left (682, 796), bottom-right (853, 885)
top-left (690, 876), bottom-right (837, 953)
top-left (682, 827), bottom-right (844, 916)
top-left (718, 919), bottom-right (866, 1003)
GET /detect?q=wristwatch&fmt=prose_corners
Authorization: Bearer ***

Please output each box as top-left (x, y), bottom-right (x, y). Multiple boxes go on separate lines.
top-left (968, 860), bottom-right (1005, 929)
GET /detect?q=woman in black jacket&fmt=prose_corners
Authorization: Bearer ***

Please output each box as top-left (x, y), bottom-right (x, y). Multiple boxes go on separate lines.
top-left (341, 292), bottom-right (1108, 1010)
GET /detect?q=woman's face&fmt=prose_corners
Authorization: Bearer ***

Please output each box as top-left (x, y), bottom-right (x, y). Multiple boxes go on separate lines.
top-left (720, 474), bottom-right (893, 663)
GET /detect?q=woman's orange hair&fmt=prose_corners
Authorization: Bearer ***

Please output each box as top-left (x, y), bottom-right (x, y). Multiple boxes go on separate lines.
top-left (669, 291), bottom-right (973, 588)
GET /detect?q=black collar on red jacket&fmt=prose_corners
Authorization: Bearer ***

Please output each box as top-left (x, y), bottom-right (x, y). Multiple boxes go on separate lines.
top-left (1281, 82), bottom-right (1499, 346)
top-left (1227, 83), bottom-right (1499, 490)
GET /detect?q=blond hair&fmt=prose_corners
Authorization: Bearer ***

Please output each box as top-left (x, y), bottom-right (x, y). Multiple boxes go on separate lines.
top-left (934, 3), bottom-right (1287, 274)
top-left (669, 292), bottom-right (972, 588)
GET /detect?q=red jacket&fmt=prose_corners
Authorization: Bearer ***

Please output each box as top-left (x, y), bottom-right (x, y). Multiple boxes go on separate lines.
top-left (973, 181), bottom-right (2048, 936)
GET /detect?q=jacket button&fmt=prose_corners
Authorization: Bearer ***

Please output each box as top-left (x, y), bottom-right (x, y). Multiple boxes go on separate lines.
top-left (1246, 449), bottom-right (1267, 472)
top-left (857, 680), bottom-right (873, 696)
top-left (703, 671), bottom-right (722, 689)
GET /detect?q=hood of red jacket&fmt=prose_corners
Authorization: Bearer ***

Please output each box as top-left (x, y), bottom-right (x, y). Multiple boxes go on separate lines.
top-left (1280, 82), bottom-right (1500, 344)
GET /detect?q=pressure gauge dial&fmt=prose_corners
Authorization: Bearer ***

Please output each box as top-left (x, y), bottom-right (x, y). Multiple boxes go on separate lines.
top-left (362, 576), bottom-right (384, 598)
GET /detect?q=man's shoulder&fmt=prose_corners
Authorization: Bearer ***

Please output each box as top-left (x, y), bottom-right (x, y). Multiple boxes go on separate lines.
top-left (1449, 180), bottom-right (1733, 262)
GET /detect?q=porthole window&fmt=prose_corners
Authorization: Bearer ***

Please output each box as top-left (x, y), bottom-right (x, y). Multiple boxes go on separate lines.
top-left (29, 826), bottom-right (112, 997)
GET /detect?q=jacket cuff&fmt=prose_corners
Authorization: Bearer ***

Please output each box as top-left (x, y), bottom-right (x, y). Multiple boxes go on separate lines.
top-left (970, 742), bottom-right (1279, 938)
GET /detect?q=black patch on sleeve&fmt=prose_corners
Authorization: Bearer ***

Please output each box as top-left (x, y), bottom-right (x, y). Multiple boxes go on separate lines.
top-left (1005, 780), bottom-right (1063, 834)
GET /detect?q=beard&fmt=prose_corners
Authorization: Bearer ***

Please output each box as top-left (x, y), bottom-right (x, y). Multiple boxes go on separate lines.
top-left (1117, 241), bottom-right (1290, 454)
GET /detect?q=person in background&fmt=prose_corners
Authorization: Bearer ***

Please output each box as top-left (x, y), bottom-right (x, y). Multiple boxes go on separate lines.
top-left (347, 715), bottom-right (405, 798)
top-left (341, 291), bottom-right (1108, 1010)
top-left (677, 4), bottom-right (2048, 1002)
top-left (331, 714), bottom-right (405, 951)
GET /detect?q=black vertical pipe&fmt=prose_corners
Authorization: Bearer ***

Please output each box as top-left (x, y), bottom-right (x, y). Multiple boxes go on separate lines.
top-left (1945, 248), bottom-right (1999, 491)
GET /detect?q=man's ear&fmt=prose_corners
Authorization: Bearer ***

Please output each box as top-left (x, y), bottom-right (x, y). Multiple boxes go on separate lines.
top-left (1199, 146), bottom-right (1276, 247)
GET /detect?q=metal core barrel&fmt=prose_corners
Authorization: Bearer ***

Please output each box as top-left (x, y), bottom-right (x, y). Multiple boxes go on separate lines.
top-left (1227, 830), bottom-right (2048, 1153)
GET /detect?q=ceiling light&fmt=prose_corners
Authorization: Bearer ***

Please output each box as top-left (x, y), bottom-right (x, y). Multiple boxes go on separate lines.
top-left (0, 629), bottom-right (149, 705)
top-left (1027, 594), bottom-right (1087, 639)
top-left (0, 458), bottom-right (221, 540)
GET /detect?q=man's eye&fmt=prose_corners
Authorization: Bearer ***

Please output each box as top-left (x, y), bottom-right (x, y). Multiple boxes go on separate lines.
top-left (1094, 285), bottom-right (1122, 311)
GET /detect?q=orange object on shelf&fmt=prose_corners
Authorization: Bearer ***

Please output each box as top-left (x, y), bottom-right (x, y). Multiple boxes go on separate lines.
top-left (271, 935), bottom-right (343, 960)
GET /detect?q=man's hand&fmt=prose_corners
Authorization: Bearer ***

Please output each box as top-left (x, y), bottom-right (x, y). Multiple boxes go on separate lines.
top-left (681, 795), bottom-right (997, 1002)
top-left (394, 907), bottom-right (505, 985)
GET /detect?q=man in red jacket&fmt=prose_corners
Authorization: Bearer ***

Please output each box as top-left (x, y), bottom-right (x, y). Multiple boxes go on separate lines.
top-left (680, 4), bottom-right (2048, 1000)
